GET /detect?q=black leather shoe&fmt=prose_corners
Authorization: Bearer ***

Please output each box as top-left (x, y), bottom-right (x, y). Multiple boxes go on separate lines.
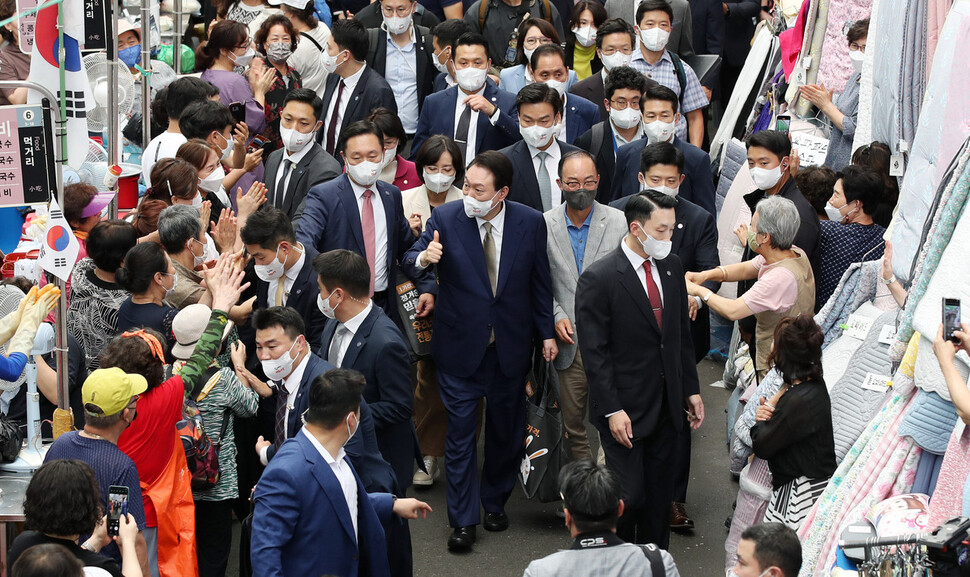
top-left (483, 511), bottom-right (509, 532)
top-left (447, 526), bottom-right (476, 552)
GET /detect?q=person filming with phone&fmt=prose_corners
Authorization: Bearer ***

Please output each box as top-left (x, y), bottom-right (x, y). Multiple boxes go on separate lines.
top-left (934, 305), bottom-right (970, 426)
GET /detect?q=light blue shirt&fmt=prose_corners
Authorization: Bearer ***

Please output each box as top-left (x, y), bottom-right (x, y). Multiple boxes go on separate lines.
top-left (385, 29), bottom-right (419, 134)
top-left (565, 204), bottom-right (594, 274)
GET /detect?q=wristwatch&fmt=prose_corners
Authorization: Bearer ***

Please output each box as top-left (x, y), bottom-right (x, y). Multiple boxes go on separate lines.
top-left (880, 275), bottom-right (897, 285)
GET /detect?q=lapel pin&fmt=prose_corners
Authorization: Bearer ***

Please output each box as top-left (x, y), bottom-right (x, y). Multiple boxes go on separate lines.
top-left (491, 97), bottom-right (497, 102)
top-left (677, 223), bottom-right (683, 228)
top-left (666, 271), bottom-right (671, 276)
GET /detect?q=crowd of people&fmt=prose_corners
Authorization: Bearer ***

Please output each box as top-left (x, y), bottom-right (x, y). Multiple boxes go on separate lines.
top-left (0, 0), bottom-right (919, 574)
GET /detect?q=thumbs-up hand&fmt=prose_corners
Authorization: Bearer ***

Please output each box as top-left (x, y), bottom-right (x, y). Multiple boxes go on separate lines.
top-left (422, 230), bottom-right (443, 266)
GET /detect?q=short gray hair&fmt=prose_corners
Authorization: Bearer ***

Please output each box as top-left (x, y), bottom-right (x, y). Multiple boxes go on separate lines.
top-left (157, 204), bottom-right (203, 254)
top-left (754, 195), bottom-right (800, 250)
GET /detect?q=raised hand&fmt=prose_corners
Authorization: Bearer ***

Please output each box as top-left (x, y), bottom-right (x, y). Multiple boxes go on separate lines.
top-left (421, 230), bottom-right (443, 266)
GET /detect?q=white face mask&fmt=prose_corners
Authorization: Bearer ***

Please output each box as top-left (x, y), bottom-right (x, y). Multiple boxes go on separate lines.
top-left (345, 412), bottom-right (358, 443)
top-left (543, 78), bottom-right (567, 99)
top-left (520, 123), bottom-right (559, 149)
top-left (216, 132), bottom-right (233, 161)
top-left (381, 146), bottom-right (398, 170)
top-left (279, 124), bottom-right (316, 153)
top-left (383, 11), bottom-right (411, 35)
top-left (254, 243), bottom-right (287, 282)
top-left (191, 194), bottom-right (204, 209)
top-left (749, 164), bottom-right (785, 191)
top-left (636, 225), bottom-right (672, 259)
top-left (524, 46), bottom-right (537, 63)
top-left (189, 238), bottom-right (207, 268)
top-left (160, 272), bottom-right (178, 301)
top-left (645, 181), bottom-right (679, 197)
top-left (644, 119), bottom-right (676, 143)
top-left (261, 338), bottom-right (302, 381)
top-left (432, 48), bottom-right (450, 74)
top-left (849, 49), bottom-right (864, 72)
top-left (455, 66), bottom-right (487, 92)
top-left (610, 106), bottom-right (642, 130)
top-left (323, 49), bottom-right (346, 74)
top-left (600, 50), bottom-right (632, 71)
top-left (229, 47), bottom-right (255, 67)
top-left (424, 170), bottom-right (456, 193)
top-left (463, 189), bottom-right (500, 218)
top-left (199, 166), bottom-right (225, 193)
top-left (639, 27), bottom-right (670, 52)
top-left (572, 26), bottom-right (596, 47)
top-left (825, 199), bottom-right (858, 223)
top-left (346, 160), bottom-right (381, 187)
top-left (317, 290), bottom-right (340, 319)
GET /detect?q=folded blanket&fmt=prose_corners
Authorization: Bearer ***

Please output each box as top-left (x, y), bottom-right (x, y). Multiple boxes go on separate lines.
top-left (814, 261), bottom-right (881, 348)
top-left (898, 388), bottom-right (958, 454)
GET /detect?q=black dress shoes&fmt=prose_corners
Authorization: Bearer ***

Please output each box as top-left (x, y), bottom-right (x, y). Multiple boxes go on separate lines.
top-left (448, 526), bottom-right (477, 552)
top-left (483, 510), bottom-right (509, 532)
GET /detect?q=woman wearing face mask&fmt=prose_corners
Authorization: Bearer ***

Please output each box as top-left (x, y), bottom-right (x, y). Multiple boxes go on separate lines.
top-left (253, 15), bottom-right (303, 154)
top-left (814, 165), bottom-right (885, 310)
top-left (685, 196), bottom-right (815, 379)
top-left (366, 107), bottom-right (420, 191)
top-left (499, 19), bottom-right (579, 95)
top-left (177, 139), bottom-right (230, 222)
top-left (279, 0), bottom-right (331, 96)
top-left (115, 242), bottom-right (181, 358)
top-left (196, 20), bottom-right (272, 138)
top-left (563, 1), bottom-right (607, 80)
top-left (800, 18), bottom-right (868, 171)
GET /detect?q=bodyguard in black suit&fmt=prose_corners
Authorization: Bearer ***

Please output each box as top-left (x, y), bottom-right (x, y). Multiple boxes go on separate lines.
top-left (574, 66), bottom-right (651, 204)
top-left (498, 83), bottom-right (579, 213)
top-left (316, 20), bottom-right (398, 158)
top-left (264, 89), bottom-right (341, 222)
top-left (353, 0), bottom-right (441, 29)
top-left (429, 19), bottom-right (469, 93)
top-left (576, 190), bottom-right (704, 549)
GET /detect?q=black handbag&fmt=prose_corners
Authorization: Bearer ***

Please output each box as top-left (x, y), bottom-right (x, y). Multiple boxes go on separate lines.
top-left (0, 414), bottom-right (23, 462)
top-left (520, 359), bottom-right (566, 503)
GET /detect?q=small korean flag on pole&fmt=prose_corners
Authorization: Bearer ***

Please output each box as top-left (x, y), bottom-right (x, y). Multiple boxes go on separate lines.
top-left (37, 198), bottom-right (79, 282)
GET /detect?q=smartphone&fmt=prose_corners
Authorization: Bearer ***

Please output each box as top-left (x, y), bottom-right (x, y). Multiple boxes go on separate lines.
top-left (107, 485), bottom-right (129, 537)
top-left (247, 135), bottom-right (268, 153)
top-left (775, 114), bottom-right (791, 134)
top-left (944, 298), bottom-right (962, 343)
top-left (229, 102), bottom-right (246, 125)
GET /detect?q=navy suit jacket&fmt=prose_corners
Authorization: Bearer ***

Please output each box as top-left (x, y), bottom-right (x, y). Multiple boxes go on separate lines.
top-left (563, 94), bottom-right (600, 145)
top-left (574, 120), bottom-right (618, 204)
top-left (498, 139), bottom-right (580, 212)
top-left (255, 245), bottom-right (327, 352)
top-left (320, 306), bottom-right (421, 493)
top-left (315, 66), bottom-right (397, 153)
top-left (294, 174), bottom-right (437, 325)
top-left (610, 194), bottom-right (721, 361)
top-left (411, 79), bottom-right (520, 161)
top-left (251, 431), bottom-right (395, 577)
top-left (403, 201), bottom-right (555, 379)
top-left (611, 136), bottom-right (717, 217)
top-left (432, 71), bottom-right (452, 93)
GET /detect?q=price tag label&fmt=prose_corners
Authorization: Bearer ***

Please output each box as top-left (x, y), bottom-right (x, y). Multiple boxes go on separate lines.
top-left (842, 313), bottom-right (875, 340)
top-left (878, 324), bottom-right (897, 345)
top-left (890, 153), bottom-right (905, 177)
top-left (861, 372), bottom-right (893, 392)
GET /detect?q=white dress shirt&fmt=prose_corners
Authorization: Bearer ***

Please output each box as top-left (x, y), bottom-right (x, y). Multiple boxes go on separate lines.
top-left (275, 141), bottom-right (315, 206)
top-left (268, 243), bottom-right (307, 307)
top-left (620, 237), bottom-right (665, 304)
top-left (385, 27), bottom-right (419, 134)
top-left (527, 139), bottom-right (562, 207)
top-left (329, 301), bottom-right (373, 367)
top-left (454, 82), bottom-right (503, 167)
top-left (347, 178), bottom-right (389, 291)
top-left (325, 64), bottom-right (367, 143)
top-left (259, 351), bottom-right (311, 465)
top-left (302, 427), bottom-right (359, 538)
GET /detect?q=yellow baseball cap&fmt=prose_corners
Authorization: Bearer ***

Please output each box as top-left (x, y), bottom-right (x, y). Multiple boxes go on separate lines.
top-left (82, 368), bottom-right (148, 417)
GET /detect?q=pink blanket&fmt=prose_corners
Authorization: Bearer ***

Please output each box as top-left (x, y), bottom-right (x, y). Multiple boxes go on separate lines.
top-left (815, 0), bottom-right (875, 92)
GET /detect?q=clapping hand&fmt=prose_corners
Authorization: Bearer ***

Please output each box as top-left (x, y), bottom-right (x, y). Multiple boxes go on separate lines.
top-left (203, 252), bottom-right (250, 313)
top-left (237, 182), bottom-right (267, 221)
top-left (212, 208), bottom-right (238, 254)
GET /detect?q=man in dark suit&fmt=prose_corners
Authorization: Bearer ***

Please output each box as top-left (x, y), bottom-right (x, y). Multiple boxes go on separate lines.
top-left (316, 19), bottom-right (398, 158)
top-left (609, 142), bottom-right (719, 533)
top-left (721, 0), bottom-right (761, 99)
top-left (529, 44), bottom-right (599, 145)
top-left (611, 85), bottom-right (716, 216)
top-left (263, 89), bottom-right (341, 222)
top-left (296, 120), bottom-right (437, 329)
top-left (499, 83), bottom-right (579, 213)
top-left (411, 33), bottom-right (520, 166)
top-left (363, 0), bottom-right (436, 138)
top-left (250, 367), bottom-right (432, 577)
top-left (570, 19), bottom-right (649, 122)
top-left (353, 0), bottom-right (441, 28)
top-left (574, 66), bottom-right (651, 203)
top-left (430, 19), bottom-right (469, 93)
top-left (402, 151), bottom-right (557, 552)
top-left (242, 207), bottom-right (327, 352)
top-left (576, 190), bottom-right (704, 549)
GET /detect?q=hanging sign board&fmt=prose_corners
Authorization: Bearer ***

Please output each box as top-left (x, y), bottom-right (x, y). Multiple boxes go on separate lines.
top-left (15, 0), bottom-right (37, 52)
top-left (83, 0), bottom-right (108, 50)
top-left (0, 104), bottom-right (56, 207)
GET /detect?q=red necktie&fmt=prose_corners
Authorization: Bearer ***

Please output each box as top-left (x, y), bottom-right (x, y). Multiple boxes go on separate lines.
top-left (643, 260), bottom-right (663, 330)
top-left (362, 189), bottom-right (376, 296)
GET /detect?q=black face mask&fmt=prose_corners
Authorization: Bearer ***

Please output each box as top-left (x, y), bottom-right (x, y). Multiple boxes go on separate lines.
top-left (563, 188), bottom-right (596, 211)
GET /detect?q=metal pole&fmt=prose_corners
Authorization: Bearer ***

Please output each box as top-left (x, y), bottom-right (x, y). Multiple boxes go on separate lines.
top-left (0, 81), bottom-right (67, 410)
top-left (140, 0), bottom-right (151, 149)
top-left (172, 0), bottom-right (182, 75)
top-left (107, 0), bottom-right (120, 219)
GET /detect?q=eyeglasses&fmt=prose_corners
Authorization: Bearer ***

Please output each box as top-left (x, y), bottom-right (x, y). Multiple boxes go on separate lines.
top-left (522, 36), bottom-right (553, 49)
top-left (561, 179), bottom-right (599, 191)
top-left (609, 98), bottom-right (640, 110)
top-left (849, 42), bottom-right (866, 52)
top-left (600, 47), bottom-right (633, 56)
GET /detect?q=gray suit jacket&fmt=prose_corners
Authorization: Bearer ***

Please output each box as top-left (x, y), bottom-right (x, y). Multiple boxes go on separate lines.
top-left (266, 143), bottom-right (341, 222)
top-left (605, 0), bottom-right (695, 58)
top-left (544, 201), bottom-right (628, 370)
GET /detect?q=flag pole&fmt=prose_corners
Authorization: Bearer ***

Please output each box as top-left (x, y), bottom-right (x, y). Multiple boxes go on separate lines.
top-left (53, 0), bottom-right (70, 433)
top-left (140, 0), bottom-right (151, 149)
top-left (172, 0), bottom-right (182, 75)
top-left (107, 0), bottom-right (120, 219)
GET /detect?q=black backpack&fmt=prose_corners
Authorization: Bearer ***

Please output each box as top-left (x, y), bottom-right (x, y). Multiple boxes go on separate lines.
top-left (639, 544), bottom-right (665, 576)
